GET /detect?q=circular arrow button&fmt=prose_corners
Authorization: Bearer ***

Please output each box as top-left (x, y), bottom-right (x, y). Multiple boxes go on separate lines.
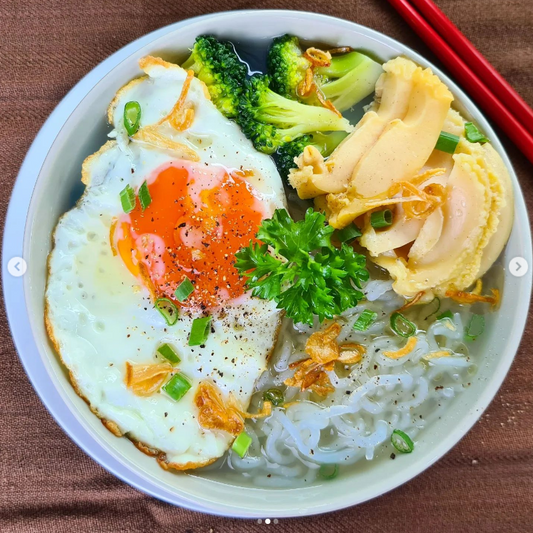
top-left (509, 256), bottom-right (528, 278)
top-left (7, 257), bottom-right (27, 277)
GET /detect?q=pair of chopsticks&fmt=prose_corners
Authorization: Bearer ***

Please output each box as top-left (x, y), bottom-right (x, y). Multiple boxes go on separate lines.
top-left (386, 0), bottom-right (533, 165)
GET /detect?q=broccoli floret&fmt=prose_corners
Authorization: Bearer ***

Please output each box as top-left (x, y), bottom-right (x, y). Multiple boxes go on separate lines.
top-left (276, 135), bottom-right (313, 181)
top-left (275, 132), bottom-right (348, 181)
top-left (238, 74), bottom-right (353, 154)
top-left (267, 34), bottom-right (310, 99)
top-left (182, 35), bottom-right (247, 118)
top-left (267, 35), bottom-right (383, 112)
top-left (238, 117), bottom-right (281, 155)
top-left (315, 52), bottom-right (383, 112)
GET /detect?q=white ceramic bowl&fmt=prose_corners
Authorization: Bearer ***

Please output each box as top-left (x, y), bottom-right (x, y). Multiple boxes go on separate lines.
top-left (3, 10), bottom-right (532, 518)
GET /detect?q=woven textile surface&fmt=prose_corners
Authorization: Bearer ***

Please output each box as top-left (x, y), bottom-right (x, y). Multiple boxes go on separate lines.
top-left (1, 0), bottom-right (532, 531)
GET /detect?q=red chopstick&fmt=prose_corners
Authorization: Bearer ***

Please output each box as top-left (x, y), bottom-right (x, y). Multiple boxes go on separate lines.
top-left (386, 0), bottom-right (533, 165)
top-left (410, 0), bottom-right (533, 136)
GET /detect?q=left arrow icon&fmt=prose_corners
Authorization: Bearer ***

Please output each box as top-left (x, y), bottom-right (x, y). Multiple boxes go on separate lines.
top-left (7, 257), bottom-right (27, 277)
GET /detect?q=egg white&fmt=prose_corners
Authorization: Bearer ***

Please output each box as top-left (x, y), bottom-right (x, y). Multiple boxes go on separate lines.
top-left (46, 59), bottom-right (286, 469)
top-left (107, 56), bottom-right (284, 200)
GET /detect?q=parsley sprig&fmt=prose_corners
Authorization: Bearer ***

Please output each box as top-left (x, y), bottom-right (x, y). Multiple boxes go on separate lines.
top-left (235, 208), bottom-right (369, 325)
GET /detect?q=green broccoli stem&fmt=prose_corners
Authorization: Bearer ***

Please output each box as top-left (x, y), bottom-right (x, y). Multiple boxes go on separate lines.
top-left (309, 131), bottom-right (349, 156)
top-left (315, 51), bottom-right (368, 78)
top-left (319, 55), bottom-right (383, 112)
top-left (181, 53), bottom-right (198, 72)
top-left (258, 87), bottom-right (353, 132)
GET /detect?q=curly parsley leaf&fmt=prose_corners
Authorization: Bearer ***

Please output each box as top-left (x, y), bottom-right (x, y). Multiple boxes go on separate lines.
top-left (235, 208), bottom-right (369, 325)
top-left (234, 242), bottom-right (283, 300)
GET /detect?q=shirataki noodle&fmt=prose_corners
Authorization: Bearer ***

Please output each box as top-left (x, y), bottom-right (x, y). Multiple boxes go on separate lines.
top-left (205, 281), bottom-right (477, 487)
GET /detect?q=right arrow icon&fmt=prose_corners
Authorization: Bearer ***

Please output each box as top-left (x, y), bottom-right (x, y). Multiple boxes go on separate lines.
top-left (509, 257), bottom-right (528, 278)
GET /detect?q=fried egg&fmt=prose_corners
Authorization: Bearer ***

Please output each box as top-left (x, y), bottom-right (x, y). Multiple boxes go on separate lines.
top-left (45, 57), bottom-right (286, 470)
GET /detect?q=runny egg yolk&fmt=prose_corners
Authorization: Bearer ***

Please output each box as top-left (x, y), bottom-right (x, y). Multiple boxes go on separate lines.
top-left (114, 161), bottom-right (266, 309)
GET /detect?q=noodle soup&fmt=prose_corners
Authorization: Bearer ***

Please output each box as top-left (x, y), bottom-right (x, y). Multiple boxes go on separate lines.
top-left (42, 28), bottom-right (513, 487)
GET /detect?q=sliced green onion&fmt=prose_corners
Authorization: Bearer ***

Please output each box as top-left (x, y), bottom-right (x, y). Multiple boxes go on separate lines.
top-left (138, 180), bottom-right (151, 211)
top-left (391, 429), bottom-right (414, 453)
top-left (335, 223), bottom-right (362, 243)
top-left (370, 209), bottom-right (393, 228)
top-left (119, 184), bottom-right (136, 213)
top-left (263, 388), bottom-right (284, 407)
top-left (465, 122), bottom-right (489, 144)
top-left (232, 431), bottom-right (252, 458)
top-left (155, 298), bottom-right (179, 326)
top-left (188, 316), bottom-right (212, 346)
top-left (156, 343), bottom-right (180, 364)
top-left (163, 373), bottom-right (191, 401)
top-left (390, 312), bottom-right (416, 338)
top-left (437, 310), bottom-right (453, 321)
top-left (435, 131), bottom-right (460, 153)
top-left (124, 101), bottom-right (141, 136)
top-left (424, 297), bottom-right (441, 320)
top-left (353, 309), bottom-right (378, 332)
top-left (465, 314), bottom-right (485, 341)
top-left (175, 277), bottom-right (194, 302)
top-left (318, 464), bottom-right (339, 480)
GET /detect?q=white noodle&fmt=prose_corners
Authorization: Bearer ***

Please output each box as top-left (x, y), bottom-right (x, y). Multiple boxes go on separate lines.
top-left (218, 284), bottom-right (480, 487)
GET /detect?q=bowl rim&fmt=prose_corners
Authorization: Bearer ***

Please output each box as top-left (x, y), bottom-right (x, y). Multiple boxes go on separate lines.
top-left (3, 9), bottom-right (532, 518)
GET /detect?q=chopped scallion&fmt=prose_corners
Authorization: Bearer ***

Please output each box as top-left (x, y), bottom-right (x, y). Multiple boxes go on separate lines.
top-left (119, 184), bottom-right (136, 213)
top-left (391, 429), bottom-right (414, 453)
top-left (139, 180), bottom-right (151, 211)
top-left (163, 373), bottom-right (191, 401)
top-left (318, 463), bottom-right (339, 480)
top-left (124, 101), bottom-right (141, 136)
top-left (232, 431), bottom-right (252, 458)
top-left (188, 316), bottom-right (212, 346)
top-left (424, 297), bottom-right (441, 320)
top-left (175, 277), bottom-right (194, 302)
top-left (335, 223), bottom-right (362, 243)
top-left (263, 388), bottom-right (284, 407)
top-left (390, 312), bottom-right (416, 338)
top-left (437, 310), bottom-right (453, 321)
top-left (156, 343), bottom-right (180, 364)
top-left (353, 309), bottom-right (378, 332)
top-left (465, 122), bottom-right (489, 144)
top-left (370, 209), bottom-right (393, 228)
top-left (435, 131), bottom-right (460, 153)
top-left (465, 314), bottom-right (485, 341)
top-left (155, 298), bottom-right (179, 326)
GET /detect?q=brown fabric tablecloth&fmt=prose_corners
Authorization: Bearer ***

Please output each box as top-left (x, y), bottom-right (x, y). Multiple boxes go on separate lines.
top-left (1, 0), bottom-right (532, 531)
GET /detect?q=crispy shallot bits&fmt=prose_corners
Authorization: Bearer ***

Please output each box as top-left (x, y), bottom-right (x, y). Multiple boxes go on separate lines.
top-left (125, 362), bottom-right (173, 396)
top-left (285, 323), bottom-right (365, 397)
top-left (195, 381), bottom-right (272, 436)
